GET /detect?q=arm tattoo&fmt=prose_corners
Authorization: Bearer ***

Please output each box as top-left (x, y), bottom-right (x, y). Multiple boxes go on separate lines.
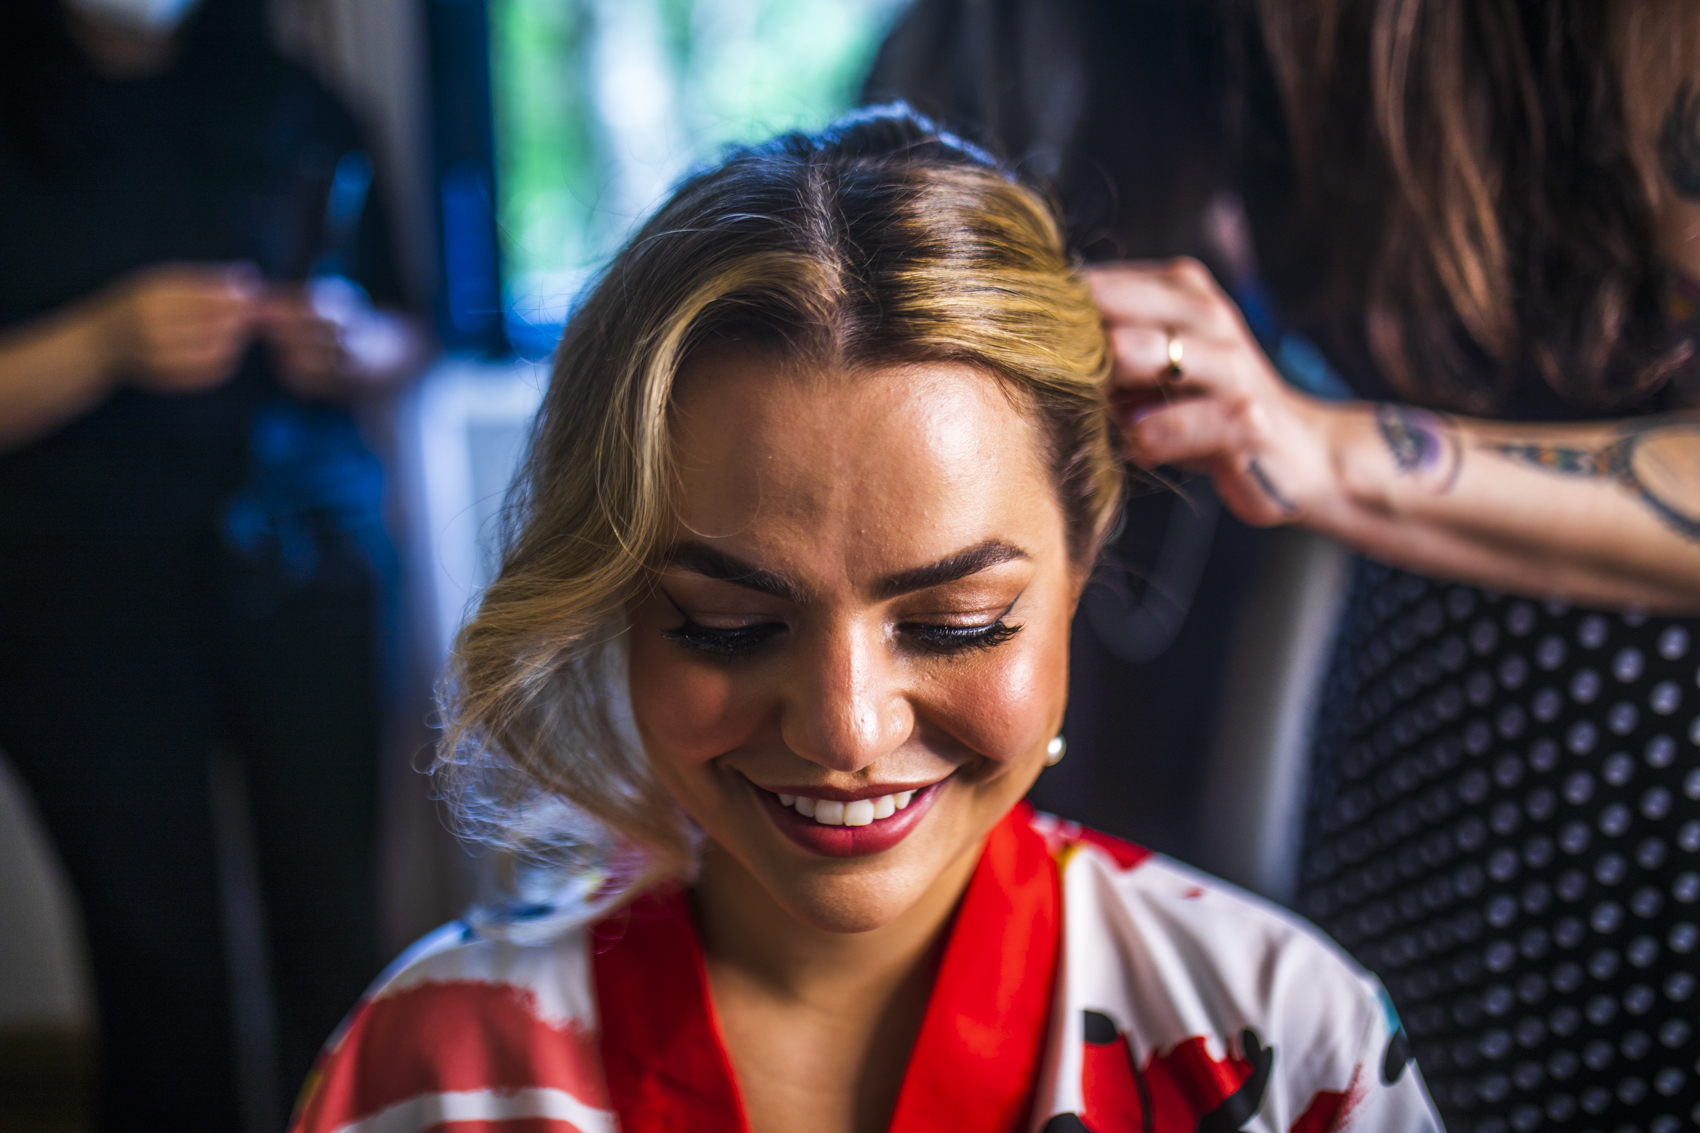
top-left (1247, 458), bottom-right (1300, 516)
top-left (1482, 422), bottom-right (1700, 543)
top-left (1376, 404), bottom-right (1462, 491)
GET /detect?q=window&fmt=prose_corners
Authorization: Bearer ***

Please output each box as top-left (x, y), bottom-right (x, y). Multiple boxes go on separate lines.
top-left (490, 0), bottom-right (906, 355)
top-left (408, 0), bottom-right (905, 660)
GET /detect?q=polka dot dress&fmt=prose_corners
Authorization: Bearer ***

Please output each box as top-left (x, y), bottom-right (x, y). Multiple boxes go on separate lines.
top-left (1298, 561), bottom-right (1700, 1133)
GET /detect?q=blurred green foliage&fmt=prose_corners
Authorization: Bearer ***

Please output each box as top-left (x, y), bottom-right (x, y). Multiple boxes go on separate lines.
top-left (491, 0), bottom-right (903, 337)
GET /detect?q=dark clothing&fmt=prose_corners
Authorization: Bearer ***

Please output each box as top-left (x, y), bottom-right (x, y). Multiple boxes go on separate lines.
top-left (0, 538), bottom-right (379, 1128)
top-left (1299, 569), bottom-right (1700, 1133)
top-left (1288, 274), bottom-right (1700, 1133)
top-left (1286, 272), bottom-right (1700, 1133)
top-left (0, 50), bottom-right (396, 1132)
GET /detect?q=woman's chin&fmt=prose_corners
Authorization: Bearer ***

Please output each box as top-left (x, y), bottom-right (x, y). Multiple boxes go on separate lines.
top-left (700, 807), bottom-right (973, 935)
top-left (757, 859), bottom-right (946, 934)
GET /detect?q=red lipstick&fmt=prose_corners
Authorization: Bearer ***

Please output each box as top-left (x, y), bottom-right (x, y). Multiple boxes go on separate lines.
top-left (752, 779), bottom-right (944, 858)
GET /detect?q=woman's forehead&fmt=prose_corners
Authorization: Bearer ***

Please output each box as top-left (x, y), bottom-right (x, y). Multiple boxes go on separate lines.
top-left (664, 349), bottom-right (1065, 585)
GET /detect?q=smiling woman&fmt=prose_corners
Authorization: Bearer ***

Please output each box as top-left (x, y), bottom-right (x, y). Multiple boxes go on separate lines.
top-left (289, 108), bottom-right (1442, 1133)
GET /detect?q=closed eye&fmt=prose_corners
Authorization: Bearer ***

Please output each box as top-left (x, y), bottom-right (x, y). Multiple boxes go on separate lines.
top-left (657, 587), bottom-right (785, 658)
top-left (900, 595), bottom-right (1023, 656)
top-left (656, 591), bottom-right (1025, 660)
top-left (900, 619), bottom-right (1022, 655)
top-left (660, 616), bottom-right (785, 658)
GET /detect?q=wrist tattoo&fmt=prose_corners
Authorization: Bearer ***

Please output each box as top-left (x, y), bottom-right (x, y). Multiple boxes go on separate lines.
top-left (1482, 422), bottom-right (1700, 543)
top-left (1247, 458), bottom-right (1300, 516)
top-left (1376, 404), bottom-right (1462, 491)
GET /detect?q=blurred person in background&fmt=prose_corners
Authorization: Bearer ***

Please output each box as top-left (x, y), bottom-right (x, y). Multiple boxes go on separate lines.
top-left (872, 1), bottom-right (1700, 1130)
top-left (0, 0), bottom-right (430, 1126)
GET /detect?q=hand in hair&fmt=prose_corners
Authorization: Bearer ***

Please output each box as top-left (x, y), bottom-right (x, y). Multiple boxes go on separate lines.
top-left (1089, 257), bottom-right (1338, 527)
top-left (1090, 257), bottom-right (1700, 613)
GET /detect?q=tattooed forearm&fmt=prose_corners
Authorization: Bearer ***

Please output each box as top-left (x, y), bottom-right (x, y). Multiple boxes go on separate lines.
top-left (1376, 404), bottom-right (1462, 491)
top-left (1482, 423), bottom-right (1700, 543)
top-left (1247, 458), bottom-right (1300, 515)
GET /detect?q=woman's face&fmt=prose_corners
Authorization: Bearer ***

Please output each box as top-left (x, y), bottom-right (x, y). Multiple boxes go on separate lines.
top-left (626, 346), bottom-right (1079, 934)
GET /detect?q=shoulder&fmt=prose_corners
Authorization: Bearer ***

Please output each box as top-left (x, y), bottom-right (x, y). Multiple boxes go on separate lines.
top-left (1034, 813), bottom-right (1440, 1132)
top-left (290, 923), bottom-right (614, 1133)
top-left (1037, 813), bottom-right (1365, 984)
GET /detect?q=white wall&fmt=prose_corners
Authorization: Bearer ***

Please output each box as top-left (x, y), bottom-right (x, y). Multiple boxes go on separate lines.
top-left (0, 755), bottom-right (92, 1032)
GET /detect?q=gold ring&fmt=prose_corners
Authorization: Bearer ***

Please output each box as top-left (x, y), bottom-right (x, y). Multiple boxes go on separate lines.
top-left (1164, 330), bottom-right (1184, 378)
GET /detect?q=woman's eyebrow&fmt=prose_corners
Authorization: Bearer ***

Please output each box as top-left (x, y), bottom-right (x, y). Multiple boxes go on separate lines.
top-left (659, 538), bottom-right (1029, 602)
top-left (873, 539), bottom-right (1029, 599)
top-left (661, 542), bottom-right (804, 602)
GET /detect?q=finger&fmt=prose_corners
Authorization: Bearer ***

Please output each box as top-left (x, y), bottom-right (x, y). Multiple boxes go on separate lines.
top-left (1085, 258), bottom-right (1229, 329)
top-left (1119, 395), bottom-right (1265, 469)
top-left (146, 317), bottom-right (255, 357)
top-left (278, 342), bottom-right (341, 375)
top-left (153, 318), bottom-right (255, 360)
top-left (142, 264), bottom-right (259, 302)
top-left (265, 321), bottom-right (340, 358)
top-left (155, 263), bottom-right (260, 309)
top-left (156, 342), bottom-right (247, 379)
top-left (141, 298), bottom-right (257, 341)
top-left (254, 296), bottom-right (304, 327)
top-left (1105, 325), bottom-right (1242, 393)
top-left (1210, 462), bottom-right (1297, 529)
top-left (222, 261), bottom-right (261, 295)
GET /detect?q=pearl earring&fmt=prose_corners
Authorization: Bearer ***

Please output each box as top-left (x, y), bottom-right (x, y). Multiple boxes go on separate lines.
top-left (1045, 735), bottom-right (1067, 766)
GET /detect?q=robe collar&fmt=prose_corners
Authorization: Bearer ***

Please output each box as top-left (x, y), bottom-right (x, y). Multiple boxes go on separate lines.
top-left (591, 802), bottom-right (1061, 1133)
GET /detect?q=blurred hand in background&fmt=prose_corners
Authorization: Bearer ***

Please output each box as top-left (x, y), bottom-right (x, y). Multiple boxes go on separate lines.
top-left (257, 276), bottom-right (424, 402)
top-left (96, 260), bottom-right (260, 394)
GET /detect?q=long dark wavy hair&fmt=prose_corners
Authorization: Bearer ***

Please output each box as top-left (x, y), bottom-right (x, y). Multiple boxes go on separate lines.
top-left (1249, 0), bottom-right (1699, 414)
top-left (869, 0), bottom-right (1700, 416)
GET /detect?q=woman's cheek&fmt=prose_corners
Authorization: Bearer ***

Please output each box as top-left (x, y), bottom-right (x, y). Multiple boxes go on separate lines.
top-left (931, 626), bottom-right (1068, 766)
top-left (629, 644), bottom-right (768, 767)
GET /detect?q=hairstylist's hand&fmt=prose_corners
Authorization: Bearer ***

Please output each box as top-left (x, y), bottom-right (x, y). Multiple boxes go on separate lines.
top-left (258, 285), bottom-right (348, 399)
top-left (1086, 258), bottom-right (1345, 527)
top-left (97, 262), bottom-right (261, 393)
top-left (258, 276), bottom-right (424, 401)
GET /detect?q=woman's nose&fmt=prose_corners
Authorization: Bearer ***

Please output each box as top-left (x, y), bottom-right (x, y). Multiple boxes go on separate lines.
top-left (778, 621), bottom-right (912, 774)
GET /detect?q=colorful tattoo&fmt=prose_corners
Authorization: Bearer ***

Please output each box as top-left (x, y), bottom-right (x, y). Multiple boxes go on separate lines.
top-left (1482, 423), bottom-right (1700, 543)
top-left (1375, 404), bottom-right (1462, 491)
top-left (1247, 458), bottom-right (1300, 515)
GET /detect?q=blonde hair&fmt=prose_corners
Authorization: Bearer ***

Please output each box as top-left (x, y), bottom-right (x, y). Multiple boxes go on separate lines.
top-left (438, 107), bottom-right (1118, 934)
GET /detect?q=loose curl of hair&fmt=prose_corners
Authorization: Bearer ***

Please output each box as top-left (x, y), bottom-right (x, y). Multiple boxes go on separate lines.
top-left (435, 107), bottom-right (1119, 939)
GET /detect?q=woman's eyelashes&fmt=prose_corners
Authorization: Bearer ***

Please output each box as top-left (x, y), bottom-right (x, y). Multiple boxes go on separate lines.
top-left (657, 591), bottom-right (1024, 659)
top-left (900, 619), bottom-right (1022, 655)
top-left (660, 616), bottom-right (786, 657)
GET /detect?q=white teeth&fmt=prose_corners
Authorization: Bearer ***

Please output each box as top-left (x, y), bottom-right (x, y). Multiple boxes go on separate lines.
top-left (774, 789), bottom-right (921, 826)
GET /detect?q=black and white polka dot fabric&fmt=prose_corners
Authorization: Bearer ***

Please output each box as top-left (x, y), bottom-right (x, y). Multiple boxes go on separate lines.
top-left (1299, 561), bottom-right (1700, 1133)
